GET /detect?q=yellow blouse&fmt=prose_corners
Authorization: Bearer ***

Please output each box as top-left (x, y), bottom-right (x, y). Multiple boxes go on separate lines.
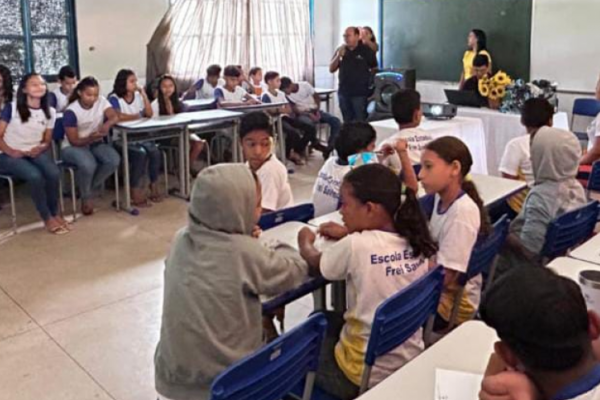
top-left (462, 49), bottom-right (492, 80)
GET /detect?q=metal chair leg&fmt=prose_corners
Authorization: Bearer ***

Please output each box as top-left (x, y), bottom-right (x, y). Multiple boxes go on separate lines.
top-left (205, 140), bottom-right (211, 167)
top-left (162, 150), bottom-right (169, 197)
top-left (68, 168), bottom-right (77, 222)
top-left (58, 173), bottom-right (65, 217)
top-left (7, 177), bottom-right (17, 235)
top-left (114, 170), bottom-right (120, 212)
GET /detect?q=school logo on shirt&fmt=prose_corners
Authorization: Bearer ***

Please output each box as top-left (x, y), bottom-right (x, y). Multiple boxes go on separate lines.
top-left (370, 251), bottom-right (426, 277)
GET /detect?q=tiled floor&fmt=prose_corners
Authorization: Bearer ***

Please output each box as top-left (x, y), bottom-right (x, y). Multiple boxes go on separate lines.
top-left (0, 156), bottom-right (324, 400)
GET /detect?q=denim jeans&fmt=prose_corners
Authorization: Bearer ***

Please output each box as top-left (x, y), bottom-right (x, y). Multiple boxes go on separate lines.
top-left (61, 143), bottom-right (121, 200)
top-left (297, 111), bottom-right (341, 150)
top-left (0, 150), bottom-right (60, 221)
top-left (338, 94), bottom-right (369, 122)
top-left (114, 142), bottom-right (161, 188)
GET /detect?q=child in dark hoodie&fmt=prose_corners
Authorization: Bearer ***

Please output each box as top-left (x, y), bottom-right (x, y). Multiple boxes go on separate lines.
top-left (154, 164), bottom-right (309, 400)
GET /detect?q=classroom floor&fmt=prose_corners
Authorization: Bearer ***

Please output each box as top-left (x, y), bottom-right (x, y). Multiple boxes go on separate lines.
top-left (0, 156), bottom-right (324, 400)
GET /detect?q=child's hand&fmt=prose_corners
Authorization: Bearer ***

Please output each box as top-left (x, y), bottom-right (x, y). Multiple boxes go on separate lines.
top-left (298, 227), bottom-right (317, 245)
top-left (251, 225), bottom-right (262, 238)
top-left (395, 138), bottom-right (409, 154)
top-left (379, 143), bottom-right (396, 157)
top-left (318, 222), bottom-right (348, 240)
top-left (480, 371), bottom-right (540, 400)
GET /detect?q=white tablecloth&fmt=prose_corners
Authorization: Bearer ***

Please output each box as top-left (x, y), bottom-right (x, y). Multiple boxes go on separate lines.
top-left (371, 117), bottom-right (488, 175)
top-left (457, 108), bottom-right (570, 176)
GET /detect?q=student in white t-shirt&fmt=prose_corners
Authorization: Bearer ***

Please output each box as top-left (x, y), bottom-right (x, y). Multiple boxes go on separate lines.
top-left (214, 65), bottom-right (260, 108)
top-left (581, 75), bottom-right (600, 166)
top-left (379, 89), bottom-right (433, 174)
top-left (298, 163), bottom-right (437, 398)
top-left (240, 112), bottom-right (293, 212)
top-left (49, 65), bottom-right (77, 113)
top-left (479, 266), bottom-right (600, 400)
top-left (498, 98), bottom-right (554, 217)
top-left (109, 69), bottom-right (163, 207)
top-left (0, 64), bottom-right (13, 111)
top-left (181, 64), bottom-right (225, 101)
top-left (0, 73), bottom-right (68, 234)
top-left (261, 71), bottom-right (324, 165)
top-left (280, 77), bottom-right (342, 156)
top-left (418, 136), bottom-right (490, 331)
top-left (61, 77), bottom-right (121, 216)
top-left (248, 67), bottom-right (266, 97)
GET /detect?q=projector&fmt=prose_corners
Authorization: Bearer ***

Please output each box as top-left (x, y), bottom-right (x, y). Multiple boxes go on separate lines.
top-left (422, 103), bottom-right (457, 120)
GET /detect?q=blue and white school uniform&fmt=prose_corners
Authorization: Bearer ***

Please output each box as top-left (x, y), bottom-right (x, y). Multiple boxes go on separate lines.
top-left (311, 157), bottom-right (350, 217)
top-left (552, 364), bottom-right (600, 400)
top-left (261, 90), bottom-right (288, 106)
top-left (48, 87), bottom-right (70, 113)
top-left (61, 97), bottom-right (121, 200)
top-left (193, 78), bottom-right (225, 100)
top-left (108, 93), bottom-right (161, 188)
top-left (214, 86), bottom-right (248, 103)
top-left (0, 102), bottom-right (60, 221)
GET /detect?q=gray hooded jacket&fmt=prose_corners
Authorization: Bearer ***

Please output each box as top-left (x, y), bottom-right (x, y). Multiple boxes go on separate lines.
top-left (155, 164), bottom-right (308, 400)
top-left (511, 126), bottom-right (587, 254)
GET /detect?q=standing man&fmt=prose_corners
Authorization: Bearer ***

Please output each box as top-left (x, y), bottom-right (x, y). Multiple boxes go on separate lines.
top-left (330, 26), bottom-right (378, 122)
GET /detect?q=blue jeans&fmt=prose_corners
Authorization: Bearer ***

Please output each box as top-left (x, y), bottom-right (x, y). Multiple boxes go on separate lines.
top-left (297, 112), bottom-right (341, 150)
top-left (115, 142), bottom-right (162, 188)
top-left (0, 151), bottom-right (60, 221)
top-left (61, 143), bottom-right (121, 200)
top-left (338, 94), bottom-right (368, 122)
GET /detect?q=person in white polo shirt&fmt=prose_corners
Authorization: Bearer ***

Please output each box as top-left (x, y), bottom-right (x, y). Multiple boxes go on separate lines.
top-left (580, 74), bottom-right (600, 166)
top-left (0, 73), bottom-right (68, 234)
top-left (62, 77), bottom-right (121, 216)
top-left (48, 65), bottom-right (77, 113)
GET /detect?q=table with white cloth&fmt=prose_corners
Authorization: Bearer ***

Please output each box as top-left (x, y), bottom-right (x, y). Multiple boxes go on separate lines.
top-left (371, 117), bottom-right (488, 175)
top-left (356, 321), bottom-right (496, 400)
top-left (457, 107), bottom-right (570, 176)
top-left (569, 234), bottom-right (600, 266)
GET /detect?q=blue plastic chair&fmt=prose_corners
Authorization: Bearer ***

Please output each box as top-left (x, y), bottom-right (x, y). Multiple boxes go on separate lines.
top-left (0, 173), bottom-right (17, 236)
top-left (258, 203), bottom-right (315, 231)
top-left (358, 267), bottom-right (445, 394)
top-left (448, 215), bottom-right (511, 329)
top-left (541, 201), bottom-right (600, 263)
top-left (572, 98), bottom-right (600, 142)
top-left (209, 313), bottom-right (327, 400)
top-left (586, 162), bottom-right (600, 196)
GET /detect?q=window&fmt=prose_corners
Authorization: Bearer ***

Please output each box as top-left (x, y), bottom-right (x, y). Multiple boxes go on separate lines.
top-left (0, 0), bottom-right (78, 81)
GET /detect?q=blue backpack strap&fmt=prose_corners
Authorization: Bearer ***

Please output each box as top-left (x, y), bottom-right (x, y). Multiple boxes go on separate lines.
top-left (419, 194), bottom-right (435, 220)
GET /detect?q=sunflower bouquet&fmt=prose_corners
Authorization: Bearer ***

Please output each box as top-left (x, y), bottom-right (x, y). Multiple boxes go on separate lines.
top-left (478, 71), bottom-right (512, 101)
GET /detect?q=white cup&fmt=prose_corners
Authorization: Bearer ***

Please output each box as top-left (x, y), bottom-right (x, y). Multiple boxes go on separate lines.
top-left (579, 270), bottom-right (600, 314)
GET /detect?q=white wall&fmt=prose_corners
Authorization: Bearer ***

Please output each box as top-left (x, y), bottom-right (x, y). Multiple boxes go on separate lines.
top-left (74, 0), bottom-right (170, 94)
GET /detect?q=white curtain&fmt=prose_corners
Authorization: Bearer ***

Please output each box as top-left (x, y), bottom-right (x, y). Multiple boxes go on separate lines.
top-left (147, 0), bottom-right (313, 90)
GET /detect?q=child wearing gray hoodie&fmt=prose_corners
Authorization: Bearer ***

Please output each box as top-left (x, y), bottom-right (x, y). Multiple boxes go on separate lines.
top-left (154, 164), bottom-right (309, 400)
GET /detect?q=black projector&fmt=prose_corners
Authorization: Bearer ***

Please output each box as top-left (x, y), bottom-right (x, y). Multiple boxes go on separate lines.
top-left (422, 103), bottom-right (457, 120)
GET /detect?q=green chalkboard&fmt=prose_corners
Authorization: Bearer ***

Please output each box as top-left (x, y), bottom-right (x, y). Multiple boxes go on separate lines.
top-left (381, 0), bottom-right (532, 82)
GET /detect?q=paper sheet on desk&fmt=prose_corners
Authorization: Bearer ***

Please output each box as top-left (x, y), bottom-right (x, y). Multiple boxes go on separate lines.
top-left (434, 369), bottom-right (483, 400)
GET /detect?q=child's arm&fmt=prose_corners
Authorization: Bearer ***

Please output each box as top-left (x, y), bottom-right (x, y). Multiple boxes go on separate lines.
top-left (318, 222), bottom-right (348, 240)
top-left (298, 227), bottom-right (322, 277)
top-left (395, 139), bottom-right (419, 192)
top-left (139, 87), bottom-right (153, 118)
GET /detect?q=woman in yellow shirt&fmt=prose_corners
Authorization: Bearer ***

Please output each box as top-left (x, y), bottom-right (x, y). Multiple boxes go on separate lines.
top-left (459, 29), bottom-right (492, 89)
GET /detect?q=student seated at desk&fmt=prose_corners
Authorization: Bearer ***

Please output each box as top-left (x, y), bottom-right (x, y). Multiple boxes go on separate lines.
top-left (248, 66), bottom-right (265, 96)
top-left (214, 65), bottom-right (260, 108)
top-left (152, 74), bottom-right (207, 172)
top-left (462, 54), bottom-right (493, 108)
top-left (48, 65), bottom-right (77, 113)
top-left (379, 88), bottom-right (433, 174)
top-left (479, 266), bottom-right (600, 400)
top-left (240, 112), bottom-right (293, 212)
top-left (262, 71), bottom-right (325, 165)
top-left (580, 75), bottom-right (600, 166)
top-left (280, 77), bottom-right (341, 158)
top-left (0, 73), bottom-right (69, 234)
top-left (419, 137), bottom-right (490, 330)
top-left (154, 164), bottom-right (308, 400)
top-left (109, 69), bottom-right (163, 206)
top-left (298, 164), bottom-right (437, 399)
top-left (62, 77), bottom-right (121, 216)
top-left (498, 127), bottom-right (586, 271)
top-left (498, 98), bottom-right (554, 219)
top-left (311, 121), bottom-right (416, 218)
top-left (181, 64), bottom-right (224, 101)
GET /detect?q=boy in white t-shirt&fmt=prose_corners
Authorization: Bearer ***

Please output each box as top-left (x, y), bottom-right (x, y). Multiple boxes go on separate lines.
top-left (299, 163), bottom-right (437, 399)
top-left (49, 65), bottom-right (77, 113)
top-left (498, 98), bottom-right (554, 217)
top-left (581, 75), bottom-right (600, 166)
top-left (479, 267), bottom-right (600, 400)
top-left (379, 89), bottom-right (433, 174)
top-left (214, 65), bottom-right (260, 108)
top-left (181, 64), bottom-right (225, 101)
top-left (240, 112), bottom-right (293, 212)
